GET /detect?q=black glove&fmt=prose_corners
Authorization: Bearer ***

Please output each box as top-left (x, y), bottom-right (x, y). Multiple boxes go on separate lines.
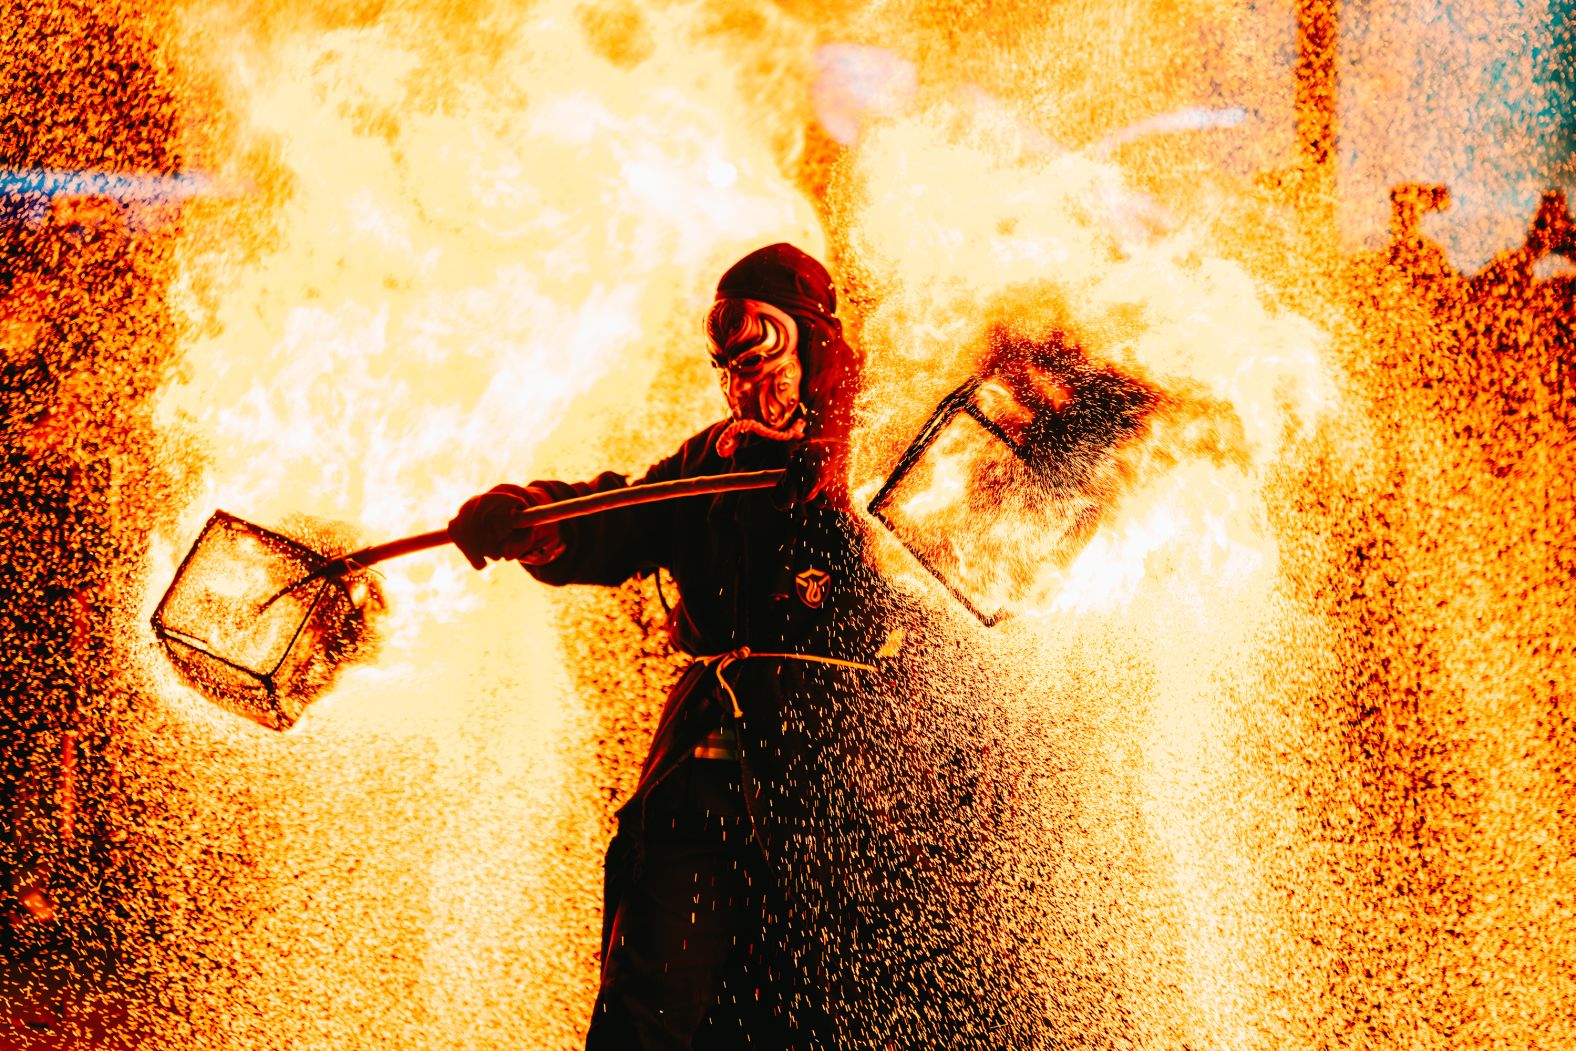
top-left (449, 484), bottom-right (564, 570)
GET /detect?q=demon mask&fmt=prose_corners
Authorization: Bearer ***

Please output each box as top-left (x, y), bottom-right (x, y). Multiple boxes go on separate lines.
top-left (706, 297), bottom-right (805, 454)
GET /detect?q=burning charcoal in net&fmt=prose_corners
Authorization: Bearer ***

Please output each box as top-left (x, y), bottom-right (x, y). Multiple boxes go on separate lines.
top-left (151, 512), bottom-right (384, 729)
top-left (869, 332), bottom-right (1162, 624)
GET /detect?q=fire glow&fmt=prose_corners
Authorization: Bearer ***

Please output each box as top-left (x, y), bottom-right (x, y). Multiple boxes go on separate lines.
top-left (1, 0), bottom-right (1571, 1048)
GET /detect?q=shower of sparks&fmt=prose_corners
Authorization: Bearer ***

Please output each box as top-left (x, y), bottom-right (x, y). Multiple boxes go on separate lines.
top-left (1, 1), bottom-right (1572, 1050)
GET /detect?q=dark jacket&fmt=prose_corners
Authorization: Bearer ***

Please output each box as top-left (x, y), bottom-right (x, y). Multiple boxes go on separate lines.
top-left (525, 423), bottom-right (897, 868)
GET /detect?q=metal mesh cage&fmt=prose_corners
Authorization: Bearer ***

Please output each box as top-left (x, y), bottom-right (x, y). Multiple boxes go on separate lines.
top-left (151, 512), bottom-right (375, 730)
top-left (869, 342), bottom-right (1160, 625)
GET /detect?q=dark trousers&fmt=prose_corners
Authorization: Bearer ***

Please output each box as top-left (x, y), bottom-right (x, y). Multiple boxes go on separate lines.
top-left (585, 758), bottom-right (782, 1051)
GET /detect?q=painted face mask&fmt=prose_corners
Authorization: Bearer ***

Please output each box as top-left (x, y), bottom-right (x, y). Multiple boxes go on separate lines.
top-left (706, 298), bottom-right (806, 455)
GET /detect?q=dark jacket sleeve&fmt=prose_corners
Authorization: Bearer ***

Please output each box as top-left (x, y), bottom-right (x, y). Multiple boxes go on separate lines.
top-left (522, 423), bottom-right (726, 587)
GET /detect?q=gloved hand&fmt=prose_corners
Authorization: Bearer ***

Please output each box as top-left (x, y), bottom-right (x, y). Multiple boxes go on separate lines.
top-left (449, 484), bottom-right (565, 570)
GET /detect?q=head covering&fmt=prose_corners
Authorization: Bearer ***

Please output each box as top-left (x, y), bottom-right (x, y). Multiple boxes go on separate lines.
top-left (714, 243), bottom-right (858, 445)
top-left (715, 242), bottom-right (838, 320)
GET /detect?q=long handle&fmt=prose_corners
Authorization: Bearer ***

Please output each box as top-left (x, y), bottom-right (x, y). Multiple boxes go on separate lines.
top-left (312, 469), bottom-right (786, 580)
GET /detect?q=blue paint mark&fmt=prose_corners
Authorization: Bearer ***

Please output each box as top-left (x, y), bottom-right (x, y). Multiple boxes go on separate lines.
top-left (0, 167), bottom-right (213, 200)
top-left (0, 168), bottom-right (222, 230)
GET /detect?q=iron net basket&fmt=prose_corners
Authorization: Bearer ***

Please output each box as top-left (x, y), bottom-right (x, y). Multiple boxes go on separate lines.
top-left (151, 511), bottom-right (380, 730)
top-left (869, 339), bottom-right (1161, 625)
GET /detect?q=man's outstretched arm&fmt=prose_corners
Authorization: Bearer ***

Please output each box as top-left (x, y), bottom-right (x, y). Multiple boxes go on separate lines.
top-left (450, 423), bottom-right (725, 586)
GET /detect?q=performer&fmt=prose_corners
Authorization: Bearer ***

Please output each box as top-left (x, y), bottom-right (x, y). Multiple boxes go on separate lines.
top-left (450, 243), bottom-right (897, 1049)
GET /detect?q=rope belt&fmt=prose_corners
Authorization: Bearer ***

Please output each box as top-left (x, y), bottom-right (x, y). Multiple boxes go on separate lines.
top-left (700, 646), bottom-right (879, 720)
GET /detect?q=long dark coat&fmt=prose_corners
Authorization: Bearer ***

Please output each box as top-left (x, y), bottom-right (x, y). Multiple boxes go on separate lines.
top-left (525, 421), bottom-right (898, 876)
